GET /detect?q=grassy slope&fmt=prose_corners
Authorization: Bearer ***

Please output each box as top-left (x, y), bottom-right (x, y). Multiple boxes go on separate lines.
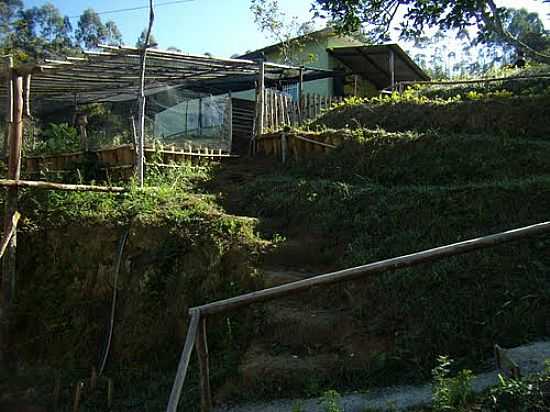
top-left (3, 167), bottom-right (265, 411)
top-left (212, 123), bottom-right (550, 387)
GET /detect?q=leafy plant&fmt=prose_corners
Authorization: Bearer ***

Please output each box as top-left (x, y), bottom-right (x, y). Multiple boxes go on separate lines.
top-left (320, 390), bottom-right (343, 412)
top-left (432, 356), bottom-right (473, 411)
top-left (32, 122), bottom-right (80, 155)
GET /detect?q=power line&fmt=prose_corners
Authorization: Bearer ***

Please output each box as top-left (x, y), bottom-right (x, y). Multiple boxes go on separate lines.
top-left (68, 0), bottom-right (196, 19)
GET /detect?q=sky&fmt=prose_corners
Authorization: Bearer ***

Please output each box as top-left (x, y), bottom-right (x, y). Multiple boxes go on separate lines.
top-left (23, 0), bottom-right (550, 58)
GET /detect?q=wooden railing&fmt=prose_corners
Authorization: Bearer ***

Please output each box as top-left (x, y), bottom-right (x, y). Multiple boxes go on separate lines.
top-left (262, 89), bottom-right (343, 132)
top-left (165, 220), bottom-right (550, 412)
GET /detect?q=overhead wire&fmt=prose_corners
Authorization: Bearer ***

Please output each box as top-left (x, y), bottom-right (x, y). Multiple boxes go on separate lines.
top-left (68, 0), bottom-right (196, 19)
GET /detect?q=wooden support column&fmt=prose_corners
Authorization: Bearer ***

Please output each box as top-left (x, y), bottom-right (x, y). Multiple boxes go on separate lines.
top-left (298, 66), bottom-right (304, 122)
top-left (253, 56), bottom-right (265, 154)
top-left (0, 72), bottom-right (23, 370)
top-left (136, 0), bottom-right (155, 187)
top-left (389, 48), bottom-right (396, 89)
top-left (196, 316), bottom-right (212, 412)
top-left (3, 57), bottom-right (13, 158)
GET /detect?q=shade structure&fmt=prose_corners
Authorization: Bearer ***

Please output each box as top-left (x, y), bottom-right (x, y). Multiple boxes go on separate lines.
top-left (329, 44), bottom-right (429, 89)
top-left (0, 44), bottom-right (336, 111)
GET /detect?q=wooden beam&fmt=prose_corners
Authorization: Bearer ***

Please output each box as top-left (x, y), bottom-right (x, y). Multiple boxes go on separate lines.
top-left (194, 221), bottom-right (550, 316)
top-left (0, 179), bottom-right (126, 193)
top-left (196, 317), bottom-right (212, 412)
top-left (166, 309), bottom-right (201, 412)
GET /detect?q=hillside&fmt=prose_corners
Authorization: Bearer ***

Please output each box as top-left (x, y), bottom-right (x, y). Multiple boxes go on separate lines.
top-left (3, 90), bottom-right (550, 411)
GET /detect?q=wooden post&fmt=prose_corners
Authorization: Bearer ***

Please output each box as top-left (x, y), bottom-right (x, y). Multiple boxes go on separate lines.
top-left (0, 72), bottom-right (22, 371)
top-left (196, 316), bottom-right (212, 412)
top-left (136, 0), bottom-right (156, 187)
top-left (254, 57), bottom-right (265, 148)
top-left (298, 66), bottom-right (304, 122)
top-left (281, 132), bottom-right (288, 163)
top-left (389, 48), bottom-right (395, 89)
top-left (76, 113), bottom-right (89, 151)
top-left (73, 381), bottom-right (84, 412)
top-left (227, 92), bottom-right (232, 152)
top-left (23, 73), bottom-right (31, 118)
top-left (3, 57), bottom-right (13, 158)
top-left (166, 309), bottom-right (201, 412)
top-left (198, 97), bottom-right (203, 136)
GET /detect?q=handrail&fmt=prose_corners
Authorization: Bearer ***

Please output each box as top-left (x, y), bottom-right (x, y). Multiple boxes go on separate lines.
top-left (167, 220), bottom-right (550, 412)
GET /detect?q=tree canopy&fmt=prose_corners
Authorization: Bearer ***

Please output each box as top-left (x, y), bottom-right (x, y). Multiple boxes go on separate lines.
top-left (310, 0), bottom-right (550, 62)
top-left (0, 1), bottom-right (124, 61)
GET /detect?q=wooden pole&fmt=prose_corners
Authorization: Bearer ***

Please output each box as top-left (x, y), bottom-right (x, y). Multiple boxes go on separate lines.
top-left (298, 66), bottom-right (304, 122)
top-left (194, 220), bottom-right (550, 316)
top-left (389, 48), bottom-right (395, 89)
top-left (0, 179), bottom-right (126, 193)
top-left (166, 309), bottom-right (200, 412)
top-left (0, 73), bottom-right (22, 370)
top-left (3, 56), bottom-right (13, 159)
top-left (137, 0), bottom-right (156, 187)
top-left (196, 316), bottom-right (212, 412)
top-left (254, 57), bottom-right (265, 147)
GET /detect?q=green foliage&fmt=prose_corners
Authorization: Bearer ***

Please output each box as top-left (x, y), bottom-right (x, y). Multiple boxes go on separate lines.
top-left (31, 122), bottom-right (79, 154)
top-left (432, 356), bottom-right (473, 411)
top-left (485, 370), bottom-right (550, 411)
top-left (320, 390), bottom-right (343, 412)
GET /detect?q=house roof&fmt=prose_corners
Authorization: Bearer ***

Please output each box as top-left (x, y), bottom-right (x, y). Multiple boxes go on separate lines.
top-left (328, 44), bottom-right (430, 89)
top-left (239, 30), bottom-right (429, 90)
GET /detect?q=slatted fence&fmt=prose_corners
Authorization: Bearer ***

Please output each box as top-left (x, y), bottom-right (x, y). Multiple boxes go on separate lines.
top-left (262, 89), bottom-right (343, 132)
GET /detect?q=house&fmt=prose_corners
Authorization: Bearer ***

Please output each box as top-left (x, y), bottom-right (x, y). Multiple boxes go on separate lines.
top-left (238, 27), bottom-right (429, 98)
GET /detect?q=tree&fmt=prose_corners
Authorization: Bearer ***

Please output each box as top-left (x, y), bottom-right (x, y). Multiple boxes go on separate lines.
top-left (105, 20), bottom-right (123, 46)
top-left (477, 8), bottom-right (548, 61)
top-left (0, 0), bottom-right (23, 44)
top-left (136, 29), bottom-right (157, 48)
top-left (310, 0), bottom-right (550, 63)
top-left (75, 8), bottom-right (107, 49)
top-left (250, 0), bottom-right (318, 64)
top-left (9, 2), bottom-right (74, 59)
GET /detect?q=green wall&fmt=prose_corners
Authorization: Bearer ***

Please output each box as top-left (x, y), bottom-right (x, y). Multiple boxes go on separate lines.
top-left (233, 32), bottom-right (364, 100)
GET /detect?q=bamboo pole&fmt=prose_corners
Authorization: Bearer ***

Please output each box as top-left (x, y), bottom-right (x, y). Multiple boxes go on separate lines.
top-left (0, 179), bottom-right (127, 192)
top-left (166, 309), bottom-right (201, 412)
top-left (136, 0), bottom-right (156, 187)
top-left (194, 220), bottom-right (550, 316)
top-left (196, 317), bottom-right (212, 412)
top-left (0, 211), bottom-right (20, 260)
top-left (0, 72), bottom-right (23, 371)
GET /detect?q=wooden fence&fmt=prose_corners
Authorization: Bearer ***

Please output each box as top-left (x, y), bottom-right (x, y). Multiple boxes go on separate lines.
top-left (262, 89), bottom-right (343, 132)
top-left (24, 144), bottom-right (236, 178)
top-left (256, 131), bottom-right (348, 162)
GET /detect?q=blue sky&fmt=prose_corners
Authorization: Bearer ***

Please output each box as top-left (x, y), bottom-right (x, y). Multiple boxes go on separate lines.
top-left (24, 0), bottom-right (550, 58)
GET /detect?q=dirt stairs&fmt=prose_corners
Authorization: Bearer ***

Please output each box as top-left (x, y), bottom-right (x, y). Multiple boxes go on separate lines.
top-left (216, 235), bottom-right (392, 403)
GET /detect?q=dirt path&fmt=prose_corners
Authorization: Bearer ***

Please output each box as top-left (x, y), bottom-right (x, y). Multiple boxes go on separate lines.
top-left (215, 341), bottom-right (550, 412)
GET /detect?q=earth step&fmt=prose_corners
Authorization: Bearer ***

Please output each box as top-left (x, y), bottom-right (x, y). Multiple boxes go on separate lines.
top-left (237, 343), bottom-right (345, 395)
top-left (262, 236), bottom-right (336, 270)
top-left (259, 300), bottom-right (356, 349)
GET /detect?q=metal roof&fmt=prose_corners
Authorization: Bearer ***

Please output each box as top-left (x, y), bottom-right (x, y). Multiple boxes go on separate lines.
top-left (329, 44), bottom-right (430, 89)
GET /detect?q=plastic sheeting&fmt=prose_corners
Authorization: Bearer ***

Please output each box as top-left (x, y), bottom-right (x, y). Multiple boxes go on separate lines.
top-left (153, 94), bottom-right (232, 152)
